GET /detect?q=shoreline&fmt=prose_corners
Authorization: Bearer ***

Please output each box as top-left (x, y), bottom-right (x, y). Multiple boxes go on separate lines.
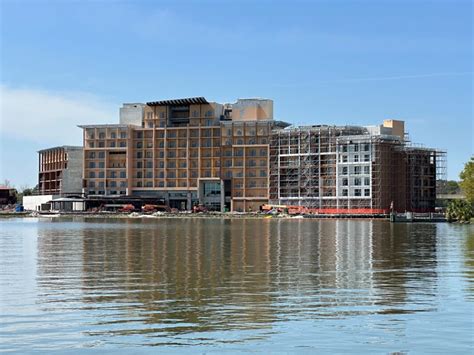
top-left (0, 211), bottom-right (452, 222)
top-left (0, 211), bottom-right (390, 220)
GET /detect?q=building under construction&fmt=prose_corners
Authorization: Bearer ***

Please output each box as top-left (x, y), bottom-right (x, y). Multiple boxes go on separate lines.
top-left (269, 120), bottom-right (446, 214)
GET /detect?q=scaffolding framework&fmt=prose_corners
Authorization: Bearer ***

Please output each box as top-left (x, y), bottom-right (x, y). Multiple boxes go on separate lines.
top-left (269, 125), bottom-right (445, 213)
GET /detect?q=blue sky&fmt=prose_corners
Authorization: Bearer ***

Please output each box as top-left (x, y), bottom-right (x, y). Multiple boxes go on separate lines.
top-left (0, 0), bottom-right (472, 187)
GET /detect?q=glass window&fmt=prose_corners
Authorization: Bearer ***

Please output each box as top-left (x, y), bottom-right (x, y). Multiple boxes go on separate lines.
top-left (354, 189), bottom-right (361, 196)
top-left (364, 189), bottom-right (370, 196)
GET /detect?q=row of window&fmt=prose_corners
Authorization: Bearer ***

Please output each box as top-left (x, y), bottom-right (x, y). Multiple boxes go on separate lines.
top-left (88, 132), bottom-right (128, 139)
top-left (88, 190), bottom-right (127, 195)
top-left (339, 144), bottom-right (371, 153)
top-left (341, 177), bottom-right (371, 186)
top-left (339, 154), bottom-right (371, 163)
top-left (341, 188), bottom-right (371, 197)
top-left (340, 166), bottom-right (370, 175)
top-left (88, 181), bottom-right (127, 188)
top-left (89, 171), bottom-right (127, 178)
top-left (88, 141), bottom-right (127, 148)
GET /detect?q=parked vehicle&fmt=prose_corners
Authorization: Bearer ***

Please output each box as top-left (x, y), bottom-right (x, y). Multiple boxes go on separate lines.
top-left (141, 204), bottom-right (171, 213)
top-left (118, 204), bottom-right (135, 213)
top-left (193, 204), bottom-right (208, 213)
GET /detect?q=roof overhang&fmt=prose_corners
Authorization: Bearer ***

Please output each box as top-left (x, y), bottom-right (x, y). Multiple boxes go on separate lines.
top-left (146, 97), bottom-right (209, 106)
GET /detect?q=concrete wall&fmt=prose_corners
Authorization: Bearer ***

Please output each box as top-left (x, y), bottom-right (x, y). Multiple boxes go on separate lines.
top-left (23, 195), bottom-right (56, 211)
top-left (231, 99), bottom-right (273, 121)
top-left (62, 148), bottom-right (83, 194)
top-left (120, 103), bottom-right (144, 126)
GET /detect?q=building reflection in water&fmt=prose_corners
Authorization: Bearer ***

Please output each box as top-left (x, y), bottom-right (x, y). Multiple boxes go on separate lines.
top-left (36, 218), bottom-right (440, 341)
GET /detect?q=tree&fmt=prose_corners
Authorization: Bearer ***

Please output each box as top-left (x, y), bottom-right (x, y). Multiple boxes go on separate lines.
top-left (446, 199), bottom-right (473, 223)
top-left (460, 157), bottom-right (474, 202)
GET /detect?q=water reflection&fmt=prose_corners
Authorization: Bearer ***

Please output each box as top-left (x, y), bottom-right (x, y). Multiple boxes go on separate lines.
top-left (32, 218), bottom-right (445, 345)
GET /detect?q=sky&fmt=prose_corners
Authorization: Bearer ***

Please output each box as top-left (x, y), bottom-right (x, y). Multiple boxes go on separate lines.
top-left (0, 0), bottom-right (472, 188)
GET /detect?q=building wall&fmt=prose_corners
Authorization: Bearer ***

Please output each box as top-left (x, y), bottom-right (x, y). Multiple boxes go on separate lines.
top-left (38, 146), bottom-right (83, 196)
top-left (82, 99), bottom-right (275, 211)
top-left (62, 148), bottom-right (83, 194)
top-left (23, 195), bottom-right (56, 211)
top-left (120, 103), bottom-right (145, 126)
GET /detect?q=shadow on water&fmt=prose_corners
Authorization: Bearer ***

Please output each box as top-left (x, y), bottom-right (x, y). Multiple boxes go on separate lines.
top-left (31, 218), bottom-right (447, 345)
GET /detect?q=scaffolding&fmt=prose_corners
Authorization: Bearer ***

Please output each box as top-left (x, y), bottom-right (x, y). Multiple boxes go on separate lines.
top-left (269, 125), bottom-right (445, 214)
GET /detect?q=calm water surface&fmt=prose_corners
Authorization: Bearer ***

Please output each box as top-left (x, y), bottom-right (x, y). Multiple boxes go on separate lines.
top-left (0, 218), bottom-right (473, 353)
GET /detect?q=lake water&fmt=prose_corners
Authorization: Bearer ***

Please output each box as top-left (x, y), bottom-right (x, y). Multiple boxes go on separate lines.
top-left (0, 217), bottom-right (473, 353)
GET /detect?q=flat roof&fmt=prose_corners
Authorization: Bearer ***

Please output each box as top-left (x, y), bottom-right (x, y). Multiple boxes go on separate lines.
top-left (38, 145), bottom-right (83, 153)
top-left (77, 124), bottom-right (131, 129)
top-left (147, 97), bottom-right (209, 106)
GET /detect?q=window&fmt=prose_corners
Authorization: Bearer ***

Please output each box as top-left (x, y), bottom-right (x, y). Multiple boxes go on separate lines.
top-left (99, 162), bottom-right (105, 168)
top-left (98, 152), bottom-right (105, 159)
top-left (354, 189), bottom-right (361, 196)
top-left (364, 154), bottom-right (370, 162)
top-left (110, 181), bottom-right (117, 188)
top-left (342, 145), bottom-right (348, 152)
top-left (137, 161), bottom-right (142, 168)
top-left (354, 144), bottom-right (359, 152)
top-left (364, 166), bottom-right (370, 174)
top-left (260, 170), bottom-right (267, 177)
top-left (354, 178), bottom-right (361, 186)
top-left (99, 132), bottom-right (105, 139)
top-left (136, 152), bottom-right (142, 159)
top-left (354, 155), bottom-right (359, 162)
top-left (120, 181), bottom-right (127, 187)
top-left (120, 171), bottom-right (126, 178)
top-left (120, 132), bottom-right (127, 139)
top-left (89, 162), bottom-right (95, 168)
top-left (137, 172), bottom-right (142, 178)
top-left (119, 142), bottom-right (126, 147)
top-left (354, 166), bottom-right (361, 175)
top-left (99, 172), bottom-right (104, 178)
top-left (109, 142), bottom-right (116, 148)
top-left (146, 181), bottom-right (152, 187)
top-left (146, 112), bottom-right (152, 120)
top-left (89, 172), bottom-right (95, 178)
top-left (364, 177), bottom-right (370, 185)
top-left (364, 144), bottom-right (370, 151)
top-left (111, 132), bottom-right (116, 139)
top-left (146, 151), bottom-right (152, 158)
top-left (146, 161), bottom-right (152, 169)
top-left (364, 189), bottom-right (370, 196)
top-left (88, 181), bottom-right (95, 188)
top-left (342, 155), bottom-right (348, 162)
top-left (136, 142), bottom-right (143, 148)
top-left (110, 171), bottom-right (116, 178)
top-left (147, 121), bottom-right (153, 128)
top-left (342, 167), bottom-right (348, 175)
top-left (88, 152), bottom-right (96, 159)
top-left (146, 171), bottom-right (152, 178)
top-left (342, 189), bottom-right (348, 196)
top-left (342, 178), bottom-right (348, 186)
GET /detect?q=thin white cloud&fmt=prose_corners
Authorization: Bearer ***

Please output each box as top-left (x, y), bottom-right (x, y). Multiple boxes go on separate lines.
top-left (273, 71), bottom-right (473, 87)
top-left (0, 85), bottom-right (117, 145)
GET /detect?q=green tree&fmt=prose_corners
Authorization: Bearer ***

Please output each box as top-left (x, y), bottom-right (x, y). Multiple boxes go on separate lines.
top-left (460, 157), bottom-right (474, 202)
top-left (446, 199), bottom-right (473, 223)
